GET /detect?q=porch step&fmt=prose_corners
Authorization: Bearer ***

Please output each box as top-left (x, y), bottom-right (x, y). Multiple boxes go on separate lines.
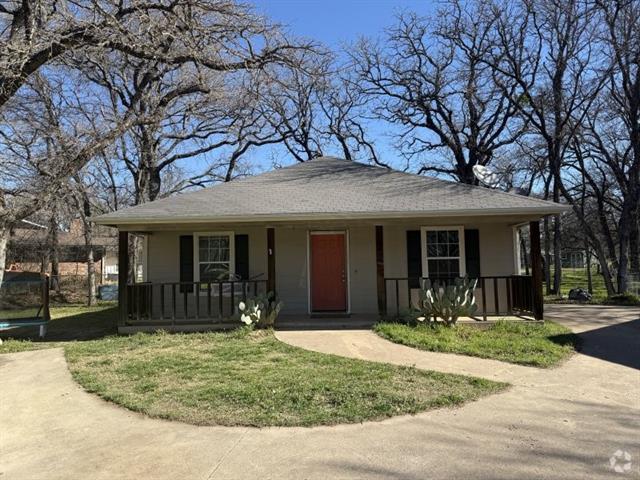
top-left (276, 317), bottom-right (376, 331)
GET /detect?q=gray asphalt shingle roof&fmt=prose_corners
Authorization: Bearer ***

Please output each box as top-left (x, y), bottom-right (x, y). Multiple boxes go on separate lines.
top-left (93, 156), bottom-right (566, 225)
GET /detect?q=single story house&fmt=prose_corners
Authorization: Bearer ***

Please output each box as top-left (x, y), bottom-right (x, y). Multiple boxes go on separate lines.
top-left (93, 157), bottom-right (566, 332)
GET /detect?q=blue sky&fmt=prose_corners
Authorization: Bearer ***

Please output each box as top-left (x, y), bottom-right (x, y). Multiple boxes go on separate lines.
top-left (244, 0), bottom-right (438, 172)
top-left (253, 0), bottom-right (434, 48)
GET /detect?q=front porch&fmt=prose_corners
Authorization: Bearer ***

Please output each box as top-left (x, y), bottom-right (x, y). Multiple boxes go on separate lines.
top-left (116, 221), bottom-right (544, 332)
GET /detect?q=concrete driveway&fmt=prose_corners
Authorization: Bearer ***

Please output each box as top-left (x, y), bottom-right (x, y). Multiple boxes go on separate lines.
top-left (1, 305), bottom-right (638, 480)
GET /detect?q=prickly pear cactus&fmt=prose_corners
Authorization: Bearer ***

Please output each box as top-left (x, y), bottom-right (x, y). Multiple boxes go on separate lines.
top-left (418, 277), bottom-right (478, 326)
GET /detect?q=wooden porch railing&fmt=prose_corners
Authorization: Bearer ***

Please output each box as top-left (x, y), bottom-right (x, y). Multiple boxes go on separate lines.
top-left (382, 275), bottom-right (537, 320)
top-left (123, 279), bottom-right (268, 325)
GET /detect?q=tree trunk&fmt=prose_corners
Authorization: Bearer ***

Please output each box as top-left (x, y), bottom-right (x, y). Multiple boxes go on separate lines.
top-left (83, 218), bottom-right (96, 306)
top-left (630, 212), bottom-right (639, 275)
top-left (135, 125), bottom-right (161, 204)
top-left (585, 238), bottom-right (593, 294)
top-left (86, 246), bottom-right (96, 306)
top-left (592, 245), bottom-right (616, 296)
top-left (0, 226), bottom-right (8, 287)
top-left (552, 180), bottom-right (562, 295)
top-left (128, 235), bottom-right (139, 283)
top-left (50, 214), bottom-right (60, 294)
top-left (616, 202), bottom-right (632, 294)
top-left (544, 216), bottom-right (552, 294)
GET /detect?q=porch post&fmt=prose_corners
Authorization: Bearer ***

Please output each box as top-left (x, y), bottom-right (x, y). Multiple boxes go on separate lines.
top-left (118, 230), bottom-right (129, 327)
top-left (267, 227), bottom-right (275, 293)
top-left (375, 225), bottom-right (386, 317)
top-left (529, 220), bottom-right (544, 320)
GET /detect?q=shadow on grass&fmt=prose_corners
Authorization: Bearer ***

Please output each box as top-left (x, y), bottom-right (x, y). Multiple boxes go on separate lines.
top-left (548, 332), bottom-right (583, 351)
top-left (0, 305), bottom-right (117, 344)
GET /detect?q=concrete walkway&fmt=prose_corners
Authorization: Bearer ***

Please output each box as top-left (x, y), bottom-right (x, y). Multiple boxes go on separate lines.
top-left (277, 329), bottom-right (539, 384)
top-left (1, 305), bottom-right (639, 479)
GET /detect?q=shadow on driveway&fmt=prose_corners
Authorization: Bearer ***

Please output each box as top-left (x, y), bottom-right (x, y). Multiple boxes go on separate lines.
top-left (574, 318), bottom-right (640, 370)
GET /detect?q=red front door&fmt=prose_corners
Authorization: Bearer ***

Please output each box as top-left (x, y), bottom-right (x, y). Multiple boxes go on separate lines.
top-left (310, 233), bottom-right (347, 312)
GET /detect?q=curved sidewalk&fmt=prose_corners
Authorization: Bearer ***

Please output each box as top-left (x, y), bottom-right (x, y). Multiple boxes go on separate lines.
top-left (276, 329), bottom-right (539, 384)
top-left (1, 305), bottom-right (638, 479)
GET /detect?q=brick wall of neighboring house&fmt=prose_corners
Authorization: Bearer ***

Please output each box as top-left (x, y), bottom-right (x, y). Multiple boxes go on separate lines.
top-left (8, 217), bottom-right (118, 277)
top-left (7, 260), bottom-right (103, 276)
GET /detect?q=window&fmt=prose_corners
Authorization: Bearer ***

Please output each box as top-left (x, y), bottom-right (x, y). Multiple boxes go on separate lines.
top-left (194, 233), bottom-right (234, 283)
top-left (421, 227), bottom-right (466, 278)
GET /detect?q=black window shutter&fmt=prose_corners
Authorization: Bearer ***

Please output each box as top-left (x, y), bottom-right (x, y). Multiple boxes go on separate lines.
top-left (464, 229), bottom-right (481, 279)
top-left (179, 235), bottom-right (194, 293)
top-left (234, 234), bottom-right (249, 280)
top-left (406, 230), bottom-right (422, 288)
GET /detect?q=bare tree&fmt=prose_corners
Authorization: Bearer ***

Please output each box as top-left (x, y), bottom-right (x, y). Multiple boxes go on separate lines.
top-left (68, 174), bottom-right (98, 306)
top-left (353, 1), bottom-right (525, 183)
top-left (493, 0), bottom-right (638, 294)
top-left (0, 0), bottom-right (312, 284)
top-left (0, 0), bottom-right (305, 107)
top-left (261, 53), bottom-right (327, 162)
top-left (590, 0), bottom-right (640, 290)
top-left (262, 52), bottom-right (385, 165)
top-left (488, 0), bottom-right (602, 294)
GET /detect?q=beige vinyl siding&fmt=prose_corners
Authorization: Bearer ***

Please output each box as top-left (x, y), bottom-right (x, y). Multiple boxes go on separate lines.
top-left (147, 226), bottom-right (268, 283)
top-left (382, 222), bottom-right (517, 315)
top-left (348, 226), bottom-right (378, 314)
top-left (143, 219), bottom-right (519, 316)
top-left (145, 227), bottom-right (268, 319)
top-left (274, 227), bottom-right (309, 313)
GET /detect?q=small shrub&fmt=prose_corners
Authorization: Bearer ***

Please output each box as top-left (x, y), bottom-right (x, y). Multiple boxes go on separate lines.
top-left (603, 292), bottom-right (640, 306)
top-left (415, 277), bottom-right (478, 326)
top-left (237, 291), bottom-right (283, 328)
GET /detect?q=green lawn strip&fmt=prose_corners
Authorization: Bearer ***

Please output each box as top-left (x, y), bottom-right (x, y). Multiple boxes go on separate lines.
top-left (63, 329), bottom-right (507, 427)
top-left (542, 268), bottom-right (640, 305)
top-left (0, 303), bottom-right (117, 353)
top-left (374, 321), bottom-right (579, 368)
top-left (555, 267), bottom-right (608, 299)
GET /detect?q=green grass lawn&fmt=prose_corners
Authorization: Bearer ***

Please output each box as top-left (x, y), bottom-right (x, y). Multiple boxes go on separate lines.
top-left (1, 305), bottom-right (506, 427)
top-left (549, 267), bottom-right (608, 300)
top-left (65, 329), bottom-right (506, 427)
top-left (374, 321), bottom-right (579, 368)
top-left (544, 268), bottom-right (640, 305)
top-left (0, 306), bottom-right (41, 320)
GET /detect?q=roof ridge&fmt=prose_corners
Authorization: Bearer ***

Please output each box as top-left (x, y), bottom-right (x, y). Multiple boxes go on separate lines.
top-left (376, 164), bottom-right (557, 206)
top-left (305, 158), bottom-right (558, 207)
top-left (92, 155), bottom-right (568, 225)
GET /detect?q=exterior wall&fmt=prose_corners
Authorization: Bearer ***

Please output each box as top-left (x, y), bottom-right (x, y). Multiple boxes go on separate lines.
top-left (144, 226), bottom-right (267, 319)
top-left (347, 226), bottom-right (378, 314)
top-left (383, 221), bottom-right (517, 315)
top-left (142, 220), bottom-right (518, 317)
top-left (274, 227), bottom-right (308, 313)
top-left (274, 225), bottom-right (377, 315)
top-left (146, 226), bottom-right (268, 283)
top-left (6, 261), bottom-right (102, 276)
top-left (382, 222), bottom-right (515, 277)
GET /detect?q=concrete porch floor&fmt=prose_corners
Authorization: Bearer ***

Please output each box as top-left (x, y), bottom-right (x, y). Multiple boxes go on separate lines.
top-left (116, 313), bottom-right (539, 333)
top-left (275, 314), bottom-right (378, 330)
top-left (275, 313), bottom-right (537, 330)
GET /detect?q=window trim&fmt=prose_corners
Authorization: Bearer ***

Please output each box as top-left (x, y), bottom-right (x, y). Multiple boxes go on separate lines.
top-left (420, 226), bottom-right (466, 278)
top-left (193, 231), bottom-right (235, 283)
